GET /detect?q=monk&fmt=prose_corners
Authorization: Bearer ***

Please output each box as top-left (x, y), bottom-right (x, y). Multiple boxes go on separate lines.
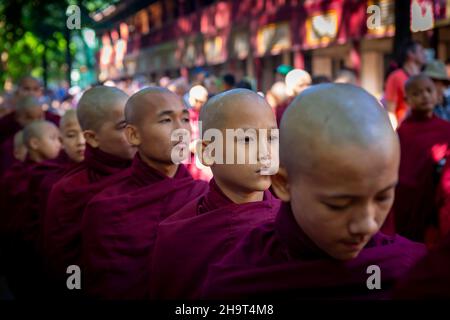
top-left (81, 87), bottom-right (208, 300)
top-left (0, 96), bottom-right (44, 175)
top-left (0, 76), bottom-right (59, 145)
top-left (0, 120), bottom-right (61, 299)
top-left (393, 233), bottom-right (450, 298)
top-left (25, 110), bottom-right (86, 252)
top-left (150, 89), bottom-right (281, 299)
top-left (390, 74), bottom-right (450, 245)
top-left (43, 86), bottom-right (135, 296)
top-left (201, 83), bottom-right (426, 300)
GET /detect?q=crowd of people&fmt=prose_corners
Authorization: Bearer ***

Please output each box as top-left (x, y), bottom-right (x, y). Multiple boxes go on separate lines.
top-left (1, 39), bottom-right (450, 300)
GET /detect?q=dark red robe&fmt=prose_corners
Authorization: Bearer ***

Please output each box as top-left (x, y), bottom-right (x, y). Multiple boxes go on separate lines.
top-left (150, 179), bottom-right (280, 299)
top-left (201, 202), bottom-right (426, 300)
top-left (0, 157), bottom-right (39, 298)
top-left (392, 115), bottom-right (450, 243)
top-left (81, 153), bottom-right (208, 300)
top-left (24, 151), bottom-right (76, 252)
top-left (394, 233), bottom-right (450, 299)
top-left (42, 145), bottom-right (131, 293)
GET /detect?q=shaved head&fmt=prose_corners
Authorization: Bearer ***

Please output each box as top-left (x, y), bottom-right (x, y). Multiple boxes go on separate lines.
top-left (76, 86), bottom-right (129, 131)
top-left (60, 109), bottom-right (78, 129)
top-left (200, 88), bottom-right (273, 133)
top-left (125, 86), bottom-right (184, 125)
top-left (280, 83), bottom-right (398, 176)
top-left (22, 120), bottom-right (58, 148)
top-left (405, 74), bottom-right (434, 94)
top-left (16, 95), bottom-right (41, 114)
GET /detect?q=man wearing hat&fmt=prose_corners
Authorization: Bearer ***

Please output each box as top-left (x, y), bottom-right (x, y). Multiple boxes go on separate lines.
top-left (424, 60), bottom-right (450, 121)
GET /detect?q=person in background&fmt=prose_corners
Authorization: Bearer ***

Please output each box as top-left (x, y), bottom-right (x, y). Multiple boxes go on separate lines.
top-left (423, 60), bottom-right (450, 121)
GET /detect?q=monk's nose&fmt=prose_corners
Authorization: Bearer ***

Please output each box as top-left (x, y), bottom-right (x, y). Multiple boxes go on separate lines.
top-left (348, 205), bottom-right (379, 236)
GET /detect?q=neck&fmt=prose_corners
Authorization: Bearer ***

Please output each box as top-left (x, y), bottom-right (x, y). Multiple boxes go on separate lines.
top-left (214, 178), bottom-right (264, 204)
top-left (403, 61), bottom-right (420, 76)
top-left (139, 152), bottom-right (178, 178)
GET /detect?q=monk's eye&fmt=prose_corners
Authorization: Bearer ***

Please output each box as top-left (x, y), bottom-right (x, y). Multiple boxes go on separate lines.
top-left (182, 116), bottom-right (190, 123)
top-left (322, 201), bottom-right (349, 211)
top-left (159, 118), bottom-right (171, 123)
top-left (375, 194), bottom-right (393, 204)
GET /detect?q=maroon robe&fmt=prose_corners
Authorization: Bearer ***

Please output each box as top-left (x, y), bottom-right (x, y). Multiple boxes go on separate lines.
top-left (24, 151), bottom-right (76, 251)
top-left (43, 145), bottom-right (131, 290)
top-left (0, 157), bottom-right (39, 298)
top-left (150, 179), bottom-right (280, 299)
top-left (275, 98), bottom-right (293, 127)
top-left (390, 114), bottom-right (450, 243)
top-left (201, 202), bottom-right (426, 300)
top-left (394, 233), bottom-right (450, 298)
top-left (81, 153), bottom-right (208, 300)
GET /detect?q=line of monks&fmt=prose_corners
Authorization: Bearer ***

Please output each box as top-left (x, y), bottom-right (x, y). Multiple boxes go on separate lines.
top-left (0, 74), bottom-right (450, 300)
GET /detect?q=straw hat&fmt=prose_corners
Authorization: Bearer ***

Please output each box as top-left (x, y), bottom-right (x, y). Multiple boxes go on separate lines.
top-left (424, 60), bottom-right (450, 82)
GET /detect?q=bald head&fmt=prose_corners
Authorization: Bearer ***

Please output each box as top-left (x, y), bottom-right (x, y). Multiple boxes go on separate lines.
top-left (76, 86), bottom-right (129, 131)
top-left (60, 109), bottom-right (78, 129)
top-left (200, 88), bottom-right (274, 134)
top-left (280, 83), bottom-right (398, 176)
top-left (125, 86), bottom-right (184, 125)
top-left (16, 95), bottom-right (41, 114)
top-left (22, 120), bottom-right (58, 148)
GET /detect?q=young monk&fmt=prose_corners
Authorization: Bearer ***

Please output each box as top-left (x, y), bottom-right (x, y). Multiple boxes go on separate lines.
top-left (201, 83), bottom-right (427, 300)
top-left (390, 74), bottom-right (450, 245)
top-left (0, 96), bottom-right (44, 175)
top-left (25, 110), bottom-right (86, 251)
top-left (0, 120), bottom-right (61, 299)
top-left (43, 86), bottom-right (135, 296)
top-left (81, 87), bottom-right (209, 300)
top-left (149, 89), bottom-right (281, 299)
top-left (13, 130), bottom-right (27, 162)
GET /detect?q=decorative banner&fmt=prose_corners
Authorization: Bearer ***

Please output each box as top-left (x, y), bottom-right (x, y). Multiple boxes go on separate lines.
top-left (367, 0), bottom-right (395, 37)
top-left (411, 0), bottom-right (434, 32)
top-left (204, 36), bottom-right (225, 65)
top-left (256, 22), bottom-right (291, 56)
top-left (305, 10), bottom-right (338, 47)
top-left (232, 31), bottom-right (249, 60)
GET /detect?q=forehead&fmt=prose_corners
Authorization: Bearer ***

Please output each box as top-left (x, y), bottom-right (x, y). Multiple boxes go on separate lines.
top-left (23, 106), bottom-right (43, 116)
top-left (220, 95), bottom-right (276, 129)
top-left (61, 119), bottom-right (81, 132)
top-left (139, 93), bottom-right (185, 117)
top-left (297, 143), bottom-right (398, 190)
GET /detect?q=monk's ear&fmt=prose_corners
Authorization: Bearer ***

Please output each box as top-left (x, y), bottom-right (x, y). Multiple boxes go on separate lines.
top-left (83, 130), bottom-right (99, 148)
top-left (125, 124), bottom-right (140, 147)
top-left (197, 140), bottom-right (215, 167)
top-left (28, 137), bottom-right (40, 151)
top-left (271, 166), bottom-right (291, 202)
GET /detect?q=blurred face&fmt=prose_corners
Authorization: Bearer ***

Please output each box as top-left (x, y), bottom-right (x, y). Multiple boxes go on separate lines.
top-left (432, 79), bottom-right (448, 103)
top-left (406, 78), bottom-right (437, 115)
top-left (61, 119), bottom-right (86, 163)
top-left (286, 142), bottom-right (399, 261)
top-left (16, 106), bottom-right (44, 127)
top-left (92, 102), bottom-right (137, 160)
top-left (14, 144), bottom-right (27, 162)
top-left (18, 78), bottom-right (42, 98)
top-left (33, 125), bottom-right (62, 160)
top-left (127, 93), bottom-right (191, 167)
top-left (209, 98), bottom-right (279, 200)
top-left (412, 44), bottom-right (426, 66)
